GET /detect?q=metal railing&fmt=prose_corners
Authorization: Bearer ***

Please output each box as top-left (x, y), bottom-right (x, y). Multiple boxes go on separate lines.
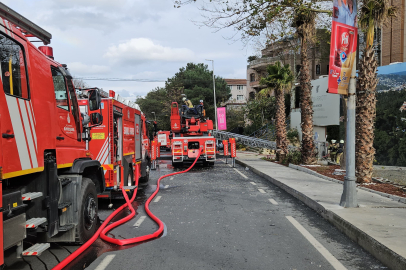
top-left (213, 130), bottom-right (298, 151)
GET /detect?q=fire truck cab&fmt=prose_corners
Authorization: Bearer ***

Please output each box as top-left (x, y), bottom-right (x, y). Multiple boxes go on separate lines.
top-left (0, 3), bottom-right (105, 262)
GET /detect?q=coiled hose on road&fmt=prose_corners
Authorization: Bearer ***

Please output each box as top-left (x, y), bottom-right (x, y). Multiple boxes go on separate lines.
top-left (53, 149), bottom-right (202, 270)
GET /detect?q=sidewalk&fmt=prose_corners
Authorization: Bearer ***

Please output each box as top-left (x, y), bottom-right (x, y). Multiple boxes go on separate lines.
top-left (236, 151), bottom-right (406, 270)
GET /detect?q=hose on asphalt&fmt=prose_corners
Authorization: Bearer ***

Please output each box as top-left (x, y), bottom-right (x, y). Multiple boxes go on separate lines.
top-left (53, 148), bottom-right (203, 270)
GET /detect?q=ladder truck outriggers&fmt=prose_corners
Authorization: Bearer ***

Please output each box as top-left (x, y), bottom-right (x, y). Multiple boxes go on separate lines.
top-left (170, 100), bottom-right (216, 166)
top-left (0, 3), bottom-right (120, 264)
top-left (78, 89), bottom-right (151, 199)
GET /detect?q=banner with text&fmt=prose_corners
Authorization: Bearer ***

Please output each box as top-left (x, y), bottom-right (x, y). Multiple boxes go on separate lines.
top-left (217, 107), bottom-right (227, 130)
top-left (328, 0), bottom-right (358, 95)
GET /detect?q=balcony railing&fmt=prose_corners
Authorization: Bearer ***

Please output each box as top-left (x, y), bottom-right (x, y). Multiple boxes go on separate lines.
top-left (248, 56), bottom-right (282, 67)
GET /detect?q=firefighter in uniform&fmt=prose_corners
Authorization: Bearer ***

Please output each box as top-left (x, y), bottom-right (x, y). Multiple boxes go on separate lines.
top-left (328, 139), bottom-right (338, 162)
top-left (182, 97), bottom-right (193, 108)
top-left (336, 140), bottom-right (345, 164)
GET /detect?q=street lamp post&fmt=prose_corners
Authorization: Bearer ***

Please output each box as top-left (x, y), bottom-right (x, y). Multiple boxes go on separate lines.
top-left (340, 55), bottom-right (358, 208)
top-left (206, 59), bottom-right (217, 130)
top-left (151, 112), bottom-right (156, 121)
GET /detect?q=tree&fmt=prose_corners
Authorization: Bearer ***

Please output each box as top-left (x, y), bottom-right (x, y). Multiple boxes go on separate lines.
top-left (260, 62), bottom-right (294, 160)
top-left (137, 63), bottom-right (231, 132)
top-left (136, 87), bottom-right (171, 132)
top-left (355, 0), bottom-right (397, 183)
top-left (174, 0), bottom-right (330, 164)
top-left (72, 78), bottom-right (88, 89)
top-left (244, 96), bottom-right (276, 135)
top-left (166, 63), bottom-right (230, 122)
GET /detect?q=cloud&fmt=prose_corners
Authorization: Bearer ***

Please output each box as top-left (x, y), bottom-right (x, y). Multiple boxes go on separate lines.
top-left (67, 62), bottom-right (111, 76)
top-left (104, 38), bottom-right (196, 65)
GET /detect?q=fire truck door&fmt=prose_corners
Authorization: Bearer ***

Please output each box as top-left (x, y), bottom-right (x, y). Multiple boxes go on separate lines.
top-left (134, 114), bottom-right (142, 161)
top-left (52, 67), bottom-right (78, 143)
top-left (0, 34), bottom-right (39, 175)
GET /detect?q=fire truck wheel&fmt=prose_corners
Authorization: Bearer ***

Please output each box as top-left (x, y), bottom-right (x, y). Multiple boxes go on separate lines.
top-left (78, 178), bottom-right (98, 243)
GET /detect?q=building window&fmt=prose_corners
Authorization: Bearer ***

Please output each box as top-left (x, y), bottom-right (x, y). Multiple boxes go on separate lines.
top-left (250, 73), bottom-right (255, 82)
top-left (237, 85), bottom-right (244, 90)
top-left (237, 95), bottom-right (244, 101)
top-left (316, 64), bottom-right (320, 75)
top-left (249, 92), bottom-right (255, 100)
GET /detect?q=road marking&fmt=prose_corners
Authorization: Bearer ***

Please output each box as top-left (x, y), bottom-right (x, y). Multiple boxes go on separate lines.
top-left (164, 185), bottom-right (169, 188)
top-left (250, 182), bottom-right (257, 185)
top-left (154, 196), bottom-right (162, 203)
top-left (269, 199), bottom-right (278, 205)
top-left (94, 254), bottom-right (116, 270)
top-left (234, 168), bottom-right (248, 179)
top-left (228, 164), bottom-right (233, 168)
top-left (258, 189), bottom-right (266, 194)
top-left (133, 215), bottom-right (146, 227)
top-left (170, 177), bottom-right (174, 180)
top-left (286, 216), bottom-right (347, 270)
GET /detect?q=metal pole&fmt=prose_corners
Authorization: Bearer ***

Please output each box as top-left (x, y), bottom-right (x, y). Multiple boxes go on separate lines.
top-left (206, 59), bottom-right (217, 130)
top-left (340, 56), bottom-right (358, 208)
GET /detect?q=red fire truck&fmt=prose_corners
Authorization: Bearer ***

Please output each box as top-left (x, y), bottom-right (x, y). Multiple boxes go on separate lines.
top-left (78, 89), bottom-right (151, 198)
top-left (0, 3), bottom-right (111, 263)
top-left (170, 101), bottom-right (216, 166)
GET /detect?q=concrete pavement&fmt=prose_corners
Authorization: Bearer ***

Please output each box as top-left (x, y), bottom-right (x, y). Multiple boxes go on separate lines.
top-left (236, 151), bottom-right (406, 270)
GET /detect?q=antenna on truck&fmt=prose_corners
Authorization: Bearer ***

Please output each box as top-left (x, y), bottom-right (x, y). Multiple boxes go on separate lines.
top-left (0, 2), bottom-right (52, 44)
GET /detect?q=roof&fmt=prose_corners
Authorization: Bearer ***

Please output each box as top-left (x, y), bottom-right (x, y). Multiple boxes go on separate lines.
top-left (224, 79), bottom-right (247, 85)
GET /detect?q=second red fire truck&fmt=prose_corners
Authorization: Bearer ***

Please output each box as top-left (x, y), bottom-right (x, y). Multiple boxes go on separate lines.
top-left (78, 89), bottom-right (151, 198)
top-left (170, 101), bottom-right (216, 166)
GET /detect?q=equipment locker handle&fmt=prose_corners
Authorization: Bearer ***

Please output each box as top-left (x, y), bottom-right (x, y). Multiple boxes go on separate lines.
top-left (56, 136), bottom-right (65, 140)
top-left (2, 133), bottom-right (14, 139)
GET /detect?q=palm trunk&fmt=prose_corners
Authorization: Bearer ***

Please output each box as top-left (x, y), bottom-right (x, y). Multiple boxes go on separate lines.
top-left (299, 29), bottom-right (316, 164)
top-left (355, 46), bottom-right (378, 183)
top-left (275, 88), bottom-right (288, 161)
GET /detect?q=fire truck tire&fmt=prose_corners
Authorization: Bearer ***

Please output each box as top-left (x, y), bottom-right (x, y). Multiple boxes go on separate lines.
top-left (78, 178), bottom-right (98, 243)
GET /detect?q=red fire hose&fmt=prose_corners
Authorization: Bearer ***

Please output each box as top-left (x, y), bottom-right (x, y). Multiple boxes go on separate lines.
top-left (53, 149), bottom-right (202, 270)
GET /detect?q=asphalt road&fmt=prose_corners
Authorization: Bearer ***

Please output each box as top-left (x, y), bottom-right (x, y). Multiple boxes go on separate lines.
top-left (4, 156), bottom-right (387, 269)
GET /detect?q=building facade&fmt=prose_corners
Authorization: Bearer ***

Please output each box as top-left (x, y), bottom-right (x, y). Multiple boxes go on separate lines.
top-left (247, 30), bottom-right (331, 98)
top-left (224, 79), bottom-right (248, 110)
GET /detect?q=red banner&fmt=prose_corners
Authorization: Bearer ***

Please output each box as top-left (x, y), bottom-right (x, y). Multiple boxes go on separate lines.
top-left (328, 0), bottom-right (358, 95)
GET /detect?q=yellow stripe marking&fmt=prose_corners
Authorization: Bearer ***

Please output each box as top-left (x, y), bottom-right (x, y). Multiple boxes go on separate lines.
top-left (3, 167), bottom-right (44, 179)
top-left (124, 152), bottom-right (135, 156)
top-left (9, 56), bottom-right (13, 95)
top-left (57, 163), bottom-right (73, 169)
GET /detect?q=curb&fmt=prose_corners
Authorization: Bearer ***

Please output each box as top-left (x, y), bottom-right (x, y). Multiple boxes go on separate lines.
top-left (289, 164), bottom-right (406, 205)
top-left (236, 158), bottom-right (406, 270)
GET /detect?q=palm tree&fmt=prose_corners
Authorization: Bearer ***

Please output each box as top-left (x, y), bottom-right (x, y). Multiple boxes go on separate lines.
top-left (260, 62), bottom-right (294, 160)
top-left (292, 7), bottom-right (317, 164)
top-left (356, 0), bottom-right (396, 182)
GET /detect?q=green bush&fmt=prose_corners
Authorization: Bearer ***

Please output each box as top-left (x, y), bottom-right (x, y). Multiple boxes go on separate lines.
top-left (287, 128), bottom-right (299, 142)
top-left (282, 150), bottom-right (302, 165)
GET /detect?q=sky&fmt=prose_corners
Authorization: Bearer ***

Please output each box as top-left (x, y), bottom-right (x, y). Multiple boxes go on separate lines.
top-left (5, 0), bottom-right (253, 100)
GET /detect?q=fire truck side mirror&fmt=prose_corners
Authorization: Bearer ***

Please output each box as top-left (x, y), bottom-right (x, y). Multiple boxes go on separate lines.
top-left (88, 90), bottom-right (101, 111)
top-left (90, 113), bottom-right (103, 126)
